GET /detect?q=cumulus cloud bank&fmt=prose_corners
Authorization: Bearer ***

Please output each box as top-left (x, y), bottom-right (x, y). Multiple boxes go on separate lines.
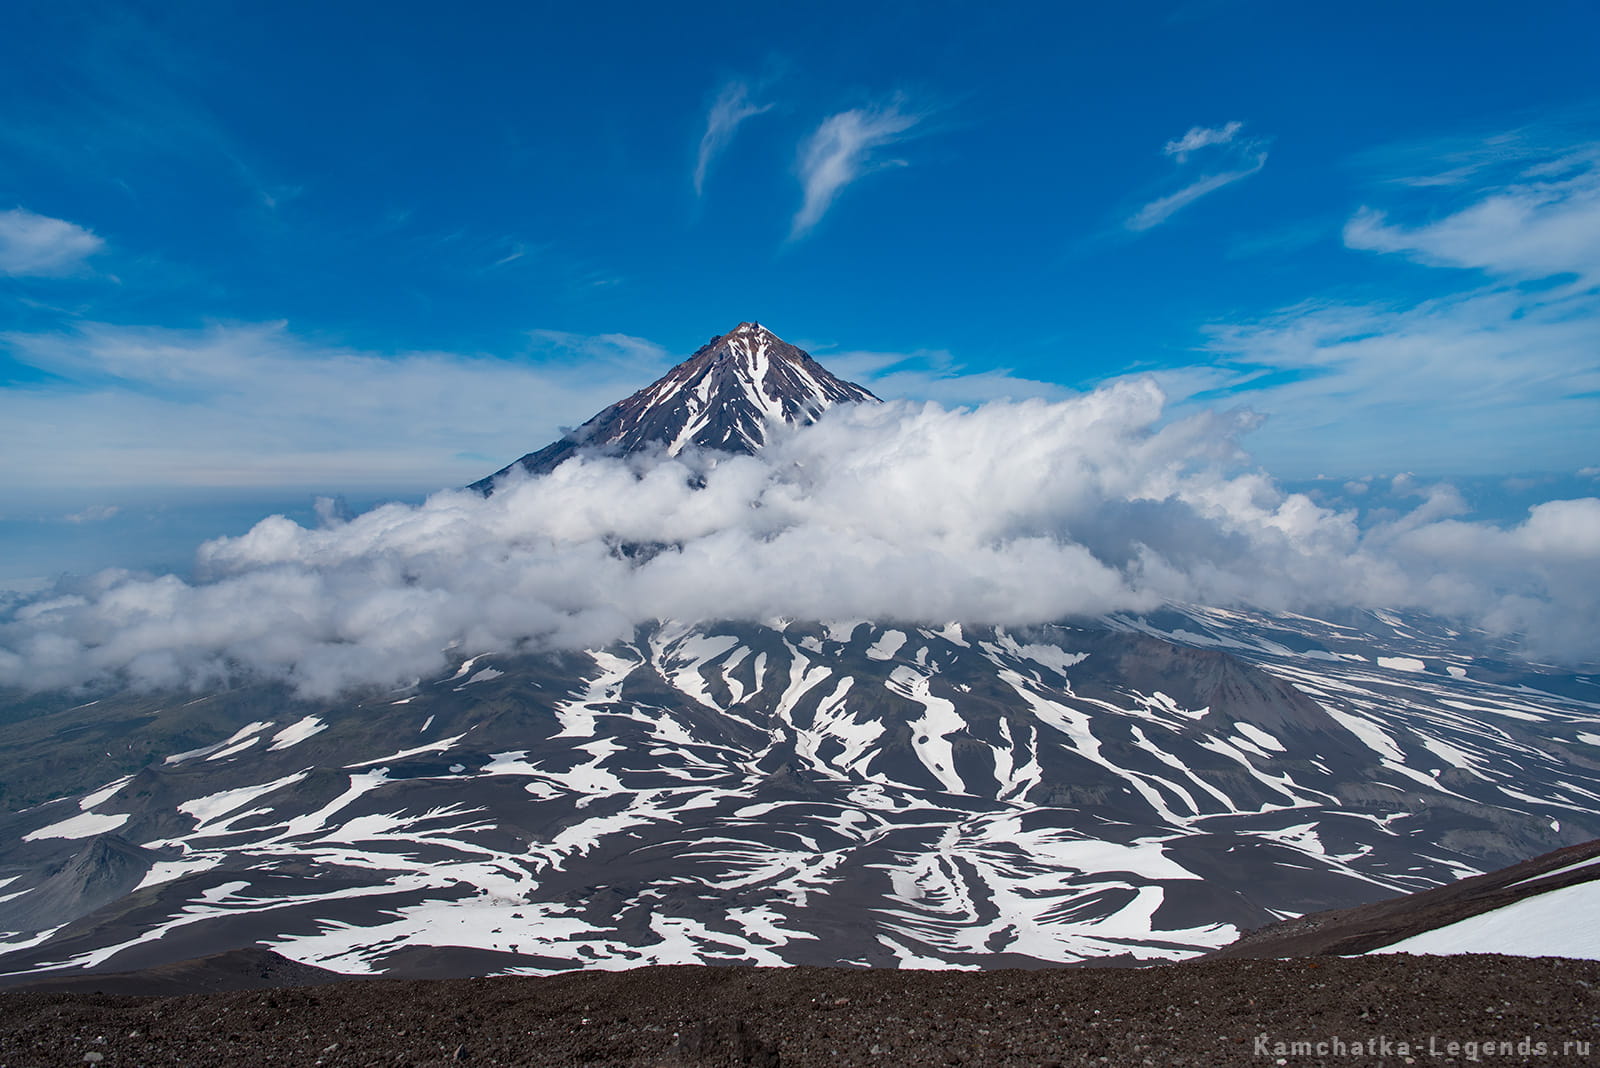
top-left (2, 381), bottom-right (1596, 697)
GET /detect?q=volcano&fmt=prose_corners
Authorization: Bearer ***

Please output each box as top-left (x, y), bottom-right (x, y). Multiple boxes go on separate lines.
top-left (471, 322), bottom-right (878, 491)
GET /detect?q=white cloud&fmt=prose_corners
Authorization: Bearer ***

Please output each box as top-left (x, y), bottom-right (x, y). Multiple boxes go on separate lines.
top-left (1144, 135), bottom-right (1600, 475)
top-left (1127, 154), bottom-right (1267, 231)
top-left (1160, 283), bottom-right (1600, 475)
top-left (1163, 121), bottom-right (1243, 162)
top-left (64, 505), bottom-right (120, 524)
top-left (694, 80), bottom-right (774, 196)
top-left (1128, 121), bottom-right (1266, 231)
top-left (0, 208), bottom-right (104, 276)
top-left (1344, 146), bottom-right (1600, 281)
top-left (1357, 124), bottom-right (1585, 190)
top-left (1383, 498), bottom-right (1600, 648)
top-left (2, 381), bottom-right (1595, 697)
top-left (0, 322), bottom-right (671, 496)
top-left (791, 99), bottom-right (921, 239)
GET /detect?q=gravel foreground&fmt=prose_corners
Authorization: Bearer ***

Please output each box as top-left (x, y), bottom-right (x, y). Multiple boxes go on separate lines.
top-left (3, 954), bottom-right (1598, 1067)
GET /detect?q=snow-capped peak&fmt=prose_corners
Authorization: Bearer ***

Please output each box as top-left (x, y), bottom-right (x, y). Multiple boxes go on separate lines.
top-left (474, 321), bottom-right (879, 488)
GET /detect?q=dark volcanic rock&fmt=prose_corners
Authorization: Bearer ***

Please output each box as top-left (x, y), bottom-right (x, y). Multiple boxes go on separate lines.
top-left (3, 955), bottom-right (1598, 1066)
top-left (0, 947), bottom-right (344, 996)
top-left (0, 835), bottom-right (159, 936)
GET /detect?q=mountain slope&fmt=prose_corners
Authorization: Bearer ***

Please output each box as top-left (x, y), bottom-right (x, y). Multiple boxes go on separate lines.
top-left (1206, 836), bottom-right (1600, 960)
top-left (1, 611), bottom-right (1595, 982)
top-left (471, 322), bottom-right (878, 490)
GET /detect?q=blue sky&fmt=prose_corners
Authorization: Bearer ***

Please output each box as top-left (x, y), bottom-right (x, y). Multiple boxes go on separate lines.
top-left (2, 0), bottom-right (1599, 583)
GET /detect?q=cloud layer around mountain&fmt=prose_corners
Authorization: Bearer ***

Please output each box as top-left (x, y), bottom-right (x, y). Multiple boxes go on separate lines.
top-left (3, 380), bottom-right (1596, 697)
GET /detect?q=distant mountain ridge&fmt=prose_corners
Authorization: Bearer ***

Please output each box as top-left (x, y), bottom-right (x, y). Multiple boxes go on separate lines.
top-left (472, 322), bottom-right (878, 491)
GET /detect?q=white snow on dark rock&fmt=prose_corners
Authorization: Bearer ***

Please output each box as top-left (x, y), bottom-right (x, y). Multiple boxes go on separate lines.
top-left (473, 322), bottom-right (878, 491)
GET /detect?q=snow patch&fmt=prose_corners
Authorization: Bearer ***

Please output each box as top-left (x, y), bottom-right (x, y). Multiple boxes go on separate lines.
top-left (866, 630), bottom-right (907, 661)
top-left (135, 855), bottom-right (225, 892)
top-left (268, 716), bottom-right (326, 751)
top-left (1373, 879), bottom-right (1600, 960)
top-left (1234, 723), bottom-right (1286, 753)
top-left (79, 775), bottom-right (133, 811)
top-left (164, 720), bottom-right (274, 765)
top-left (346, 731), bottom-right (470, 768)
top-left (23, 811), bottom-right (130, 841)
top-left (179, 771), bottom-right (310, 827)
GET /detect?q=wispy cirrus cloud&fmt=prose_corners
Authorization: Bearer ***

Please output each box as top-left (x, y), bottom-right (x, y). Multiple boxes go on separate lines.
top-left (790, 98), bottom-right (922, 239)
top-left (1343, 143), bottom-right (1600, 282)
top-left (0, 209), bottom-right (105, 277)
top-left (1163, 121), bottom-right (1243, 162)
top-left (1127, 159), bottom-right (1266, 231)
top-left (1139, 132), bottom-right (1600, 476)
top-left (63, 505), bottom-right (120, 524)
top-left (1353, 121), bottom-right (1592, 189)
top-left (1128, 121), bottom-right (1267, 231)
top-left (0, 8), bottom-right (289, 221)
top-left (693, 80), bottom-right (774, 196)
